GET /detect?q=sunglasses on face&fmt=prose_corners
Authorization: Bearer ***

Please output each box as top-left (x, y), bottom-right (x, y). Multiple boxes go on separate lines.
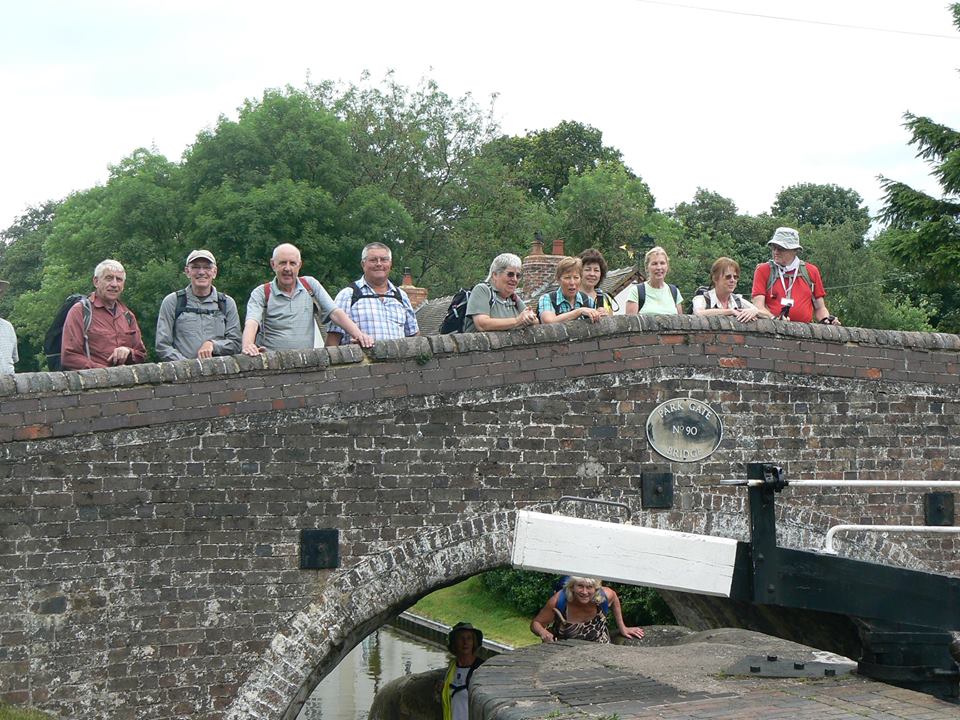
top-left (723, 273), bottom-right (739, 280)
top-left (502, 271), bottom-right (522, 279)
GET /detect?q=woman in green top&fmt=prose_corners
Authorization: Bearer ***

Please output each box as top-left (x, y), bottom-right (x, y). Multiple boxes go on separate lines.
top-left (625, 246), bottom-right (683, 316)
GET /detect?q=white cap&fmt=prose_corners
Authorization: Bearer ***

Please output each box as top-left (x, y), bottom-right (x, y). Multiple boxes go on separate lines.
top-left (768, 227), bottom-right (802, 251)
top-left (186, 249), bottom-right (217, 265)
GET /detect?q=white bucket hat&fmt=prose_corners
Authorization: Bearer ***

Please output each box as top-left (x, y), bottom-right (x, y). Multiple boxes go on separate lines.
top-left (768, 227), bottom-right (803, 251)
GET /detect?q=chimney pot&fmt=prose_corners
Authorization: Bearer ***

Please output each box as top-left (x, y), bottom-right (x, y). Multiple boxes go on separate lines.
top-left (552, 238), bottom-right (565, 256)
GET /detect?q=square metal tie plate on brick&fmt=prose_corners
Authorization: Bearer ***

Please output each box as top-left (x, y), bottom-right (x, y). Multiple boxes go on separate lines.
top-left (300, 528), bottom-right (340, 569)
top-left (724, 654), bottom-right (856, 679)
top-left (641, 471), bottom-right (674, 509)
top-left (924, 492), bottom-right (955, 526)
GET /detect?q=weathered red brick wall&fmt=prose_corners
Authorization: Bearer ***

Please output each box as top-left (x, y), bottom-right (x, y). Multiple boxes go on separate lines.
top-left (0, 315), bottom-right (957, 719)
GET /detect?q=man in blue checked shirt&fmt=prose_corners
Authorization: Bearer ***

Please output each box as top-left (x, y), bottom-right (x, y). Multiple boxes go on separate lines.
top-left (325, 242), bottom-right (419, 345)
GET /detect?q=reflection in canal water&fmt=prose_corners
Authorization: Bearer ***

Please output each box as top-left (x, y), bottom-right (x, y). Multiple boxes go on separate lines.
top-left (297, 625), bottom-right (450, 720)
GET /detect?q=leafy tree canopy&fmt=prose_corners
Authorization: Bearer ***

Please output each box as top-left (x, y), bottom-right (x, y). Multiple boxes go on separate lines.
top-left (771, 182), bottom-right (870, 240)
top-left (483, 120), bottom-right (624, 203)
top-left (877, 3), bottom-right (960, 331)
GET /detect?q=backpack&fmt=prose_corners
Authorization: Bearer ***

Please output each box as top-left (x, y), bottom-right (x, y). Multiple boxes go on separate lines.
top-left (693, 286), bottom-right (742, 310)
top-left (634, 282), bottom-right (679, 311)
top-left (536, 289), bottom-right (590, 320)
top-left (172, 289), bottom-right (229, 344)
top-left (440, 284), bottom-right (512, 334)
top-left (44, 294), bottom-right (90, 370)
top-left (349, 281), bottom-right (403, 306)
top-left (44, 294), bottom-right (134, 370)
top-left (439, 288), bottom-right (472, 334)
top-left (765, 260), bottom-right (814, 296)
top-left (260, 277), bottom-right (321, 339)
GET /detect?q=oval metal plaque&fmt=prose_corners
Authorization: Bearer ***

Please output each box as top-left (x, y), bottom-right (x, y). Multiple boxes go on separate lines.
top-left (646, 398), bottom-right (723, 463)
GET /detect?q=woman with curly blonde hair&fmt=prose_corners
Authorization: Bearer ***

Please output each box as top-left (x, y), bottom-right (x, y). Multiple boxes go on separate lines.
top-left (530, 576), bottom-right (645, 644)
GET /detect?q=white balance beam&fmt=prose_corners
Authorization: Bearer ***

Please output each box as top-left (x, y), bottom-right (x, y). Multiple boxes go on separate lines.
top-left (512, 510), bottom-right (739, 598)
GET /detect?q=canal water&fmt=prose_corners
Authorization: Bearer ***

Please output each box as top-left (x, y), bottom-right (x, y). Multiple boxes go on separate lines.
top-left (296, 625), bottom-right (450, 719)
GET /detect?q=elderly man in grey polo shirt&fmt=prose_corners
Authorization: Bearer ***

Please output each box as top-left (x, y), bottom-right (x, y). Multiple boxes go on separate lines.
top-left (156, 249), bottom-right (242, 361)
top-left (241, 243), bottom-right (374, 355)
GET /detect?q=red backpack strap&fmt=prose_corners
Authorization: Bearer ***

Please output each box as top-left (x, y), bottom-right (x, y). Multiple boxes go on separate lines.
top-left (298, 277), bottom-right (314, 296)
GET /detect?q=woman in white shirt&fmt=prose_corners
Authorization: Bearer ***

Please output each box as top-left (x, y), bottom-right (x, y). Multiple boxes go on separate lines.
top-left (692, 257), bottom-right (772, 322)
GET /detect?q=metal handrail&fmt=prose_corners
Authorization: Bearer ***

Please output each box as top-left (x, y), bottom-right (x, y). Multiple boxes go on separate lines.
top-left (823, 524), bottom-right (960, 554)
top-left (720, 479), bottom-right (960, 489)
top-left (556, 496), bottom-right (632, 522)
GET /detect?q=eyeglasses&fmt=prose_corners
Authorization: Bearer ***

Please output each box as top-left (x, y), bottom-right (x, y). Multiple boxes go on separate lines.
top-left (502, 271), bottom-right (522, 279)
top-left (365, 257), bottom-right (391, 265)
top-left (722, 273), bottom-right (739, 280)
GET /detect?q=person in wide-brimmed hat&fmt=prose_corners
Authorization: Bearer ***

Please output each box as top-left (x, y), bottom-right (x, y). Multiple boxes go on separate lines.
top-left (0, 280), bottom-right (18, 374)
top-left (439, 622), bottom-right (485, 720)
top-left (750, 227), bottom-right (840, 325)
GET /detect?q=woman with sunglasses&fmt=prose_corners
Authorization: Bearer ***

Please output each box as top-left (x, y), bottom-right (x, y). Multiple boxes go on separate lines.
top-left (692, 257), bottom-right (771, 322)
top-left (463, 253), bottom-right (539, 332)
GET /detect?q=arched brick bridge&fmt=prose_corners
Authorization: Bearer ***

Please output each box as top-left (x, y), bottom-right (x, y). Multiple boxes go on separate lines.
top-left (1, 315), bottom-right (958, 719)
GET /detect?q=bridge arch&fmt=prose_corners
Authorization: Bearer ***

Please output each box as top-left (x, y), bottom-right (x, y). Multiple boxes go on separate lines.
top-left (225, 511), bottom-right (515, 720)
top-left (2, 316), bottom-right (958, 718)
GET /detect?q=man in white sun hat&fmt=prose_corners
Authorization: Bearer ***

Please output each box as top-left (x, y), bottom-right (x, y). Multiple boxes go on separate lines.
top-left (751, 227), bottom-right (840, 325)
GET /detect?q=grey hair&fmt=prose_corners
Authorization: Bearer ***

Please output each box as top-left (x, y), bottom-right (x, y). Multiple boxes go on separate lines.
top-left (361, 242), bottom-right (392, 262)
top-left (271, 243), bottom-right (301, 263)
top-left (93, 259), bottom-right (125, 280)
top-left (485, 253), bottom-right (523, 282)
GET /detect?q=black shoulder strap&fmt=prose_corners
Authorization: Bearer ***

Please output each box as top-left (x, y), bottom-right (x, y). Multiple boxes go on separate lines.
top-left (349, 281), bottom-right (405, 306)
top-left (636, 282), bottom-right (646, 309)
top-left (174, 289), bottom-right (188, 320)
top-left (669, 284), bottom-right (679, 302)
top-left (350, 282), bottom-right (364, 306)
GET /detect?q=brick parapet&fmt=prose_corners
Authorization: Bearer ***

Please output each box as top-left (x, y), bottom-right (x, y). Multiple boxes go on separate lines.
top-left (0, 317), bottom-right (956, 446)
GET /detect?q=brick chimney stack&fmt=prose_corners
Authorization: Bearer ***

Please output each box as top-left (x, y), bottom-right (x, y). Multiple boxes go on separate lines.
top-left (521, 235), bottom-right (566, 295)
top-left (399, 267), bottom-right (428, 309)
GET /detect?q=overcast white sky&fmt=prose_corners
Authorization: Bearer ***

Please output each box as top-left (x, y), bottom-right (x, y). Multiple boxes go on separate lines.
top-left (1, 0), bottom-right (958, 235)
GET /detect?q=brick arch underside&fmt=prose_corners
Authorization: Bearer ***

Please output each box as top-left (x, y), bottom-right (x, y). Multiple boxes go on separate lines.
top-left (224, 512), bottom-right (515, 720)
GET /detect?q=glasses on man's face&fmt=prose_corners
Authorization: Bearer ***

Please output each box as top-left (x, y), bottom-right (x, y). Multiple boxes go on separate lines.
top-left (365, 256), bottom-right (391, 265)
top-left (503, 271), bottom-right (522, 279)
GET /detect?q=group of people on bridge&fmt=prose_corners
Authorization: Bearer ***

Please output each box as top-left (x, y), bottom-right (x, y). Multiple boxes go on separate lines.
top-left (0, 225), bottom-right (838, 374)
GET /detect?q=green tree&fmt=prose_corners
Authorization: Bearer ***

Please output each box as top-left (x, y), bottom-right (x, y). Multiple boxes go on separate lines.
top-left (799, 224), bottom-right (933, 331)
top-left (484, 120), bottom-right (624, 203)
top-left (876, 4), bottom-right (960, 331)
top-left (308, 73), bottom-right (498, 286)
top-left (554, 161), bottom-right (656, 268)
top-left (670, 188), bottom-right (779, 297)
top-left (13, 150), bottom-right (185, 364)
top-left (0, 202), bottom-right (59, 371)
top-left (443, 156), bottom-right (553, 291)
top-left (772, 183), bottom-right (871, 240)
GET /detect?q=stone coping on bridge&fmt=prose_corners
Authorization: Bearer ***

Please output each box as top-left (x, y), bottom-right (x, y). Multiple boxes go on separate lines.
top-left (0, 314), bottom-right (957, 444)
top-left (469, 628), bottom-right (960, 719)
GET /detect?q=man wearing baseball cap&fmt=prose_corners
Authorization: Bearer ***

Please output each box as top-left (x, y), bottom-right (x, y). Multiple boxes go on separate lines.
top-left (751, 227), bottom-right (840, 325)
top-left (156, 249), bottom-right (242, 360)
top-left (0, 280), bottom-right (18, 374)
